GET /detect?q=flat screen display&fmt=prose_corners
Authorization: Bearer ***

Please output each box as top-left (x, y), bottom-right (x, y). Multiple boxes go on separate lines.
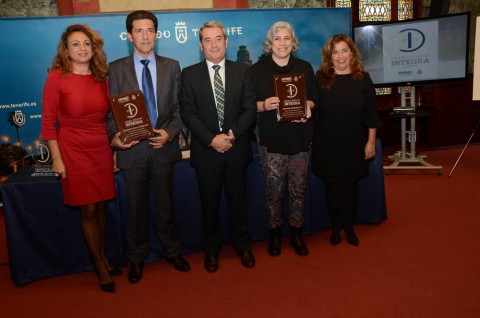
top-left (353, 12), bottom-right (470, 87)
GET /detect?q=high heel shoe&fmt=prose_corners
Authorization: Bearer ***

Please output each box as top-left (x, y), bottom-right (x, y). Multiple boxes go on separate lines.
top-left (93, 260), bottom-right (116, 292)
top-left (99, 281), bottom-right (115, 293)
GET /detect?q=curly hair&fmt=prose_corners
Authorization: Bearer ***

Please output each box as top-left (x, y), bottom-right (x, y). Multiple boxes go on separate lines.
top-left (317, 34), bottom-right (364, 89)
top-left (51, 24), bottom-right (107, 82)
top-left (262, 21), bottom-right (300, 55)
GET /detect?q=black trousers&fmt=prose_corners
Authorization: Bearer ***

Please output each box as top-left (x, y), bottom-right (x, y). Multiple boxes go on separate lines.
top-left (195, 162), bottom-right (252, 257)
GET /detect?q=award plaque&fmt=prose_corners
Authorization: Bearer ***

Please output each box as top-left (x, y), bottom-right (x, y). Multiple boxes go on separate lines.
top-left (31, 164), bottom-right (57, 177)
top-left (30, 142), bottom-right (57, 177)
top-left (110, 91), bottom-right (154, 144)
top-left (273, 73), bottom-right (307, 122)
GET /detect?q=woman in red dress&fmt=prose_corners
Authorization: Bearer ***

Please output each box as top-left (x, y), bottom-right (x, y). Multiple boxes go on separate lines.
top-left (41, 24), bottom-right (118, 293)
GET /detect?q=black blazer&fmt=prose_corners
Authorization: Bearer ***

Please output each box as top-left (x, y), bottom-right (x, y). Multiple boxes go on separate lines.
top-left (107, 54), bottom-right (182, 168)
top-left (179, 60), bottom-right (257, 168)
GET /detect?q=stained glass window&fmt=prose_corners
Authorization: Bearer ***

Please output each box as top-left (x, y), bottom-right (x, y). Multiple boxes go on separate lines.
top-left (398, 86), bottom-right (412, 93)
top-left (375, 87), bottom-right (392, 95)
top-left (360, 0), bottom-right (391, 21)
top-left (335, 0), bottom-right (351, 7)
top-left (334, 0), bottom-right (413, 20)
top-left (398, 0), bottom-right (413, 20)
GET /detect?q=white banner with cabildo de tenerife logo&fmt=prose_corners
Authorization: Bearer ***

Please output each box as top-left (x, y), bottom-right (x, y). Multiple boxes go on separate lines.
top-left (0, 8), bottom-right (350, 174)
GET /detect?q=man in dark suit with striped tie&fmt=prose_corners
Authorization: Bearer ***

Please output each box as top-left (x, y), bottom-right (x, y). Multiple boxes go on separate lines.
top-left (179, 21), bottom-right (257, 273)
top-left (107, 10), bottom-right (190, 284)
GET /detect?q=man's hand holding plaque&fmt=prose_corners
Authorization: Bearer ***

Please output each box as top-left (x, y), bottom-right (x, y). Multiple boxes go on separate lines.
top-left (273, 73), bottom-right (307, 122)
top-left (110, 91), bottom-right (154, 144)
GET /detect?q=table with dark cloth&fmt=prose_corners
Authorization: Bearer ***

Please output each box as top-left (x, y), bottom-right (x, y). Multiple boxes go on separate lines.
top-left (2, 140), bottom-right (386, 285)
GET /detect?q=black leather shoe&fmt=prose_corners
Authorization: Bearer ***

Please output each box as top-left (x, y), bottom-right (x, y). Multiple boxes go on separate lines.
top-left (204, 255), bottom-right (218, 273)
top-left (330, 228), bottom-right (341, 246)
top-left (237, 250), bottom-right (255, 268)
top-left (166, 255), bottom-right (191, 272)
top-left (345, 227), bottom-right (359, 247)
top-left (99, 281), bottom-right (115, 293)
top-left (268, 227), bottom-right (282, 256)
top-left (128, 262), bottom-right (144, 284)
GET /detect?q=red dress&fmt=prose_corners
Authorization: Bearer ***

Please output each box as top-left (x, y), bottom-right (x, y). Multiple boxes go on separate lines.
top-left (41, 70), bottom-right (115, 206)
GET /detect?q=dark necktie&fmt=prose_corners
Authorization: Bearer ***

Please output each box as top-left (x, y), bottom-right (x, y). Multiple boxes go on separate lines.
top-left (140, 59), bottom-right (157, 125)
top-left (212, 65), bottom-right (225, 129)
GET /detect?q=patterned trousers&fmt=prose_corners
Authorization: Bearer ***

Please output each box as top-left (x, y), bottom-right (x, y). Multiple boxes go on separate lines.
top-left (259, 145), bottom-right (309, 229)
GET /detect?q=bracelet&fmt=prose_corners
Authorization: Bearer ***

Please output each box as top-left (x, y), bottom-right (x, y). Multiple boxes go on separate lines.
top-left (262, 101), bottom-right (267, 111)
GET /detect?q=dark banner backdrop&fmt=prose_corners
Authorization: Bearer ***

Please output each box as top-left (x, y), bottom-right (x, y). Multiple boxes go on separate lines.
top-left (0, 8), bottom-right (351, 173)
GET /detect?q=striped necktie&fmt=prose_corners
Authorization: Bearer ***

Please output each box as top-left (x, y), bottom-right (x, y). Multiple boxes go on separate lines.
top-left (212, 64), bottom-right (224, 129)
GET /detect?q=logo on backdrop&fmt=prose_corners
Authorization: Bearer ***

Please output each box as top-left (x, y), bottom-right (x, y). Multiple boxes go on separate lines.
top-left (175, 22), bottom-right (187, 43)
top-left (399, 28), bottom-right (425, 52)
top-left (13, 110), bottom-right (26, 127)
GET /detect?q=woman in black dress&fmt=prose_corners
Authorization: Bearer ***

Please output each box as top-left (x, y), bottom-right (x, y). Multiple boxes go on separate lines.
top-left (312, 34), bottom-right (381, 246)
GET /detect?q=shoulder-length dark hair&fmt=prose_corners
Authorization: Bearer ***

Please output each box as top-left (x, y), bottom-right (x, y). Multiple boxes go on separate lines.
top-left (317, 34), bottom-right (364, 89)
top-left (51, 24), bottom-right (108, 82)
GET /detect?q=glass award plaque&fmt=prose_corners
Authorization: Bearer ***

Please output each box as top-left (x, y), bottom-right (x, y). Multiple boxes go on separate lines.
top-left (31, 164), bottom-right (57, 177)
top-left (110, 91), bottom-right (154, 144)
top-left (273, 73), bottom-right (307, 122)
top-left (30, 142), bottom-right (57, 177)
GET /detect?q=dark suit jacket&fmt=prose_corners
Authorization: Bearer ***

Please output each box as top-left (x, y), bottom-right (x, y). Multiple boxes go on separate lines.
top-left (179, 60), bottom-right (257, 168)
top-left (107, 54), bottom-right (182, 168)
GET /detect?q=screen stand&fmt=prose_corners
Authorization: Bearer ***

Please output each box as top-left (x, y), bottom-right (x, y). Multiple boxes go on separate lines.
top-left (383, 86), bottom-right (442, 175)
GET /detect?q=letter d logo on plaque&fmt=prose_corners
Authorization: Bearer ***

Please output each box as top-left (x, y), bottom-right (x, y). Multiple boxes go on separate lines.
top-left (273, 73), bottom-right (307, 122)
top-left (110, 91), bottom-right (154, 144)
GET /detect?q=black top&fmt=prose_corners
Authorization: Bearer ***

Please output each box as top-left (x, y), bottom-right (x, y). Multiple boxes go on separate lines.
top-left (311, 72), bottom-right (382, 178)
top-left (250, 55), bottom-right (319, 155)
